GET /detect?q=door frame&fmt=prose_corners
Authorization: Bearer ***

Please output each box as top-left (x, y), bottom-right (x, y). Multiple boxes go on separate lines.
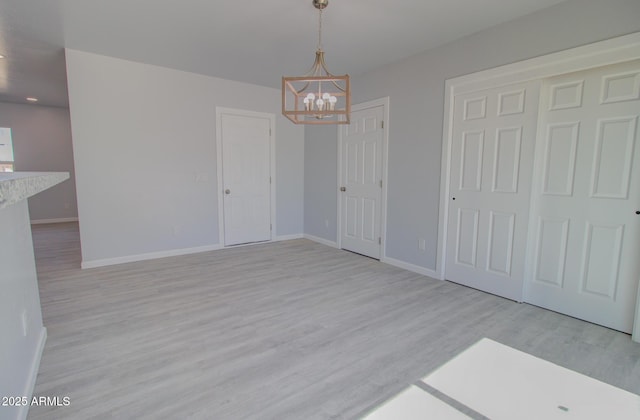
top-left (215, 107), bottom-right (276, 247)
top-left (437, 32), bottom-right (640, 341)
top-left (336, 97), bottom-right (390, 259)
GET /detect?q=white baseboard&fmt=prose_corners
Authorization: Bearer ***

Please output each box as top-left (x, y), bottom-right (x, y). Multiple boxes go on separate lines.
top-left (18, 327), bottom-right (47, 420)
top-left (81, 235), bottom-right (307, 269)
top-left (273, 234), bottom-right (304, 241)
top-left (303, 234), bottom-right (338, 248)
top-left (382, 256), bottom-right (439, 279)
top-left (31, 217), bottom-right (78, 225)
top-left (81, 244), bottom-right (223, 269)
top-left (303, 235), bottom-right (438, 279)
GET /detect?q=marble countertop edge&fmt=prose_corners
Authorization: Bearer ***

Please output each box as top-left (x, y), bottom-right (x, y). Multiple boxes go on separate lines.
top-left (0, 172), bottom-right (70, 210)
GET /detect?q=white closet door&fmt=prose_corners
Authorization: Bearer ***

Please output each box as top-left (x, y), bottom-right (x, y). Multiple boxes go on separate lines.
top-left (446, 81), bottom-right (539, 300)
top-left (526, 60), bottom-right (640, 333)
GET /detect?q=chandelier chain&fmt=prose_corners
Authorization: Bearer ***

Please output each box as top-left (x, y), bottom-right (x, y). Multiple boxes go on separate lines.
top-left (318, 8), bottom-right (323, 51)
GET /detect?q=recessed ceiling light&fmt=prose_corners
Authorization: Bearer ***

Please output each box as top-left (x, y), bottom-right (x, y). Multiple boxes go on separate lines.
top-left (0, 54), bottom-right (5, 59)
top-left (26, 97), bottom-right (38, 102)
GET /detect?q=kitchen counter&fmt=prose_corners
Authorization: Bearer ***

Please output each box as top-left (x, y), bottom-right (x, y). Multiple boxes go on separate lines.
top-left (0, 171), bottom-right (69, 210)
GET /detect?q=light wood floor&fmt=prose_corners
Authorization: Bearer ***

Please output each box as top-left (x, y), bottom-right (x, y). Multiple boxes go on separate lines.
top-left (28, 223), bottom-right (640, 419)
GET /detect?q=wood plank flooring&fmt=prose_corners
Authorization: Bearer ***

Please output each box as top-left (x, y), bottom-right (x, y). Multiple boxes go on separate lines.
top-left (28, 223), bottom-right (640, 419)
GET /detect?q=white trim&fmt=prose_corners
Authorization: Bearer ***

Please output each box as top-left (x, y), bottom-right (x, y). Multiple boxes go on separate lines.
top-left (270, 116), bottom-right (277, 239)
top-left (18, 327), bottom-right (47, 420)
top-left (303, 233), bottom-right (338, 249)
top-left (81, 244), bottom-right (223, 269)
top-left (449, 32), bottom-right (640, 96)
top-left (382, 256), bottom-right (439, 279)
top-left (30, 217), bottom-right (78, 225)
top-left (222, 234), bottom-right (302, 247)
top-left (436, 78), bottom-right (455, 281)
top-left (437, 32), bottom-right (640, 339)
top-left (337, 97), bottom-right (390, 259)
top-left (273, 234), bottom-right (304, 241)
top-left (305, 232), bottom-right (439, 278)
top-left (222, 240), bottom-right (271, 249)
top-left (634, 277), bottom-right (640, 343)
top-left (215, 108), bottom-right (225, 246)
top-left (337, 123), bottom-right (343, 248)
top-left (215, 107), bottom-right (276, 247)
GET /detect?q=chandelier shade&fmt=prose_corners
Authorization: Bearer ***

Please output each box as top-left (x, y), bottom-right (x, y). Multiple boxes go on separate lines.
top-left (282, 0), bottom-right (351, 125)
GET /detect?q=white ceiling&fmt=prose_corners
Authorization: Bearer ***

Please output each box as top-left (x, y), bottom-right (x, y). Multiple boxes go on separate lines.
top-left (0, 0), bottom-right (569, 108)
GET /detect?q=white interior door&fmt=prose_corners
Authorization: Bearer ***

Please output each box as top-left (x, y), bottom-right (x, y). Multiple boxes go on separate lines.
top-left (220, 112), bottom-right (271, 246)
top-left (445, 81), bottom-right (539, 300)
top-left (340, 105), bottom-right (384, 259)
top-left (526, 60), bottom-right (640, 333)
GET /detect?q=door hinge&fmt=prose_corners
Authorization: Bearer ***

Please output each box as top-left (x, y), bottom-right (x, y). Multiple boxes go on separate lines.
top-left (269, 176), bottom-right (272, 184)
top-left (269, 128), bottom-right (272, 136)
top-left (379, 180), bottom-right (383, 188)
top-left (378, 237), bottom-right (382, 245)
top-left (381, 120), bottom-right (384, 129)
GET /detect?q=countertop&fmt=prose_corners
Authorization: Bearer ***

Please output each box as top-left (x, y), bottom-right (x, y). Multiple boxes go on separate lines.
top-left (0, 172), bottom-right (70, 210)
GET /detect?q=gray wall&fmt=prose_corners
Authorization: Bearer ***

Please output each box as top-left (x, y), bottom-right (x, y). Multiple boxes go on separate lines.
top-left (0, 102), bottom-right (77, 222)
top-left (304, 125), bottom-right (338, 241)
top-left (304, 0), bottom-right (640, 271)
top-left (66, 49), bottom-right (304, 266)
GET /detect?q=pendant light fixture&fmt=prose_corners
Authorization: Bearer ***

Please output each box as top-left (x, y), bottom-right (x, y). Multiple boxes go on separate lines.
top-left (282, 0), bottom-right (350, 124)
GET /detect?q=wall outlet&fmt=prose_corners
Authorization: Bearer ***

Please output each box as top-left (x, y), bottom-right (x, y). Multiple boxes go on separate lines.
top-left (172, 225), bottom-right (182, 236)
top-left (324, 219), bottom-right (329, 228)
top-left (419, 238), bottom-right (426, 251)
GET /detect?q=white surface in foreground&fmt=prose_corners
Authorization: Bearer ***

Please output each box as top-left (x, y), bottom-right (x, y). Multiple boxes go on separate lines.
top-left (362, 385), bottom-right (470, 420)
top-left (423, 338), bottom-right (640, 419)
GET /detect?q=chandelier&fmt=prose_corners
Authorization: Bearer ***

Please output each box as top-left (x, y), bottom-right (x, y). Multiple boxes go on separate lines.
top-left (282, 0), bottom-right (350, 124)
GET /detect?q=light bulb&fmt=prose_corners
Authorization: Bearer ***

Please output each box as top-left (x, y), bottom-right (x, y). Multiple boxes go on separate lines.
top-left (322, 92), bottom-right (330, 100)
top-left (316, 98), bottom-right (325, 110)
top-left (329, 96), bottom-right (337, 110)
top-left (305, 94), bottom-right (315, 110)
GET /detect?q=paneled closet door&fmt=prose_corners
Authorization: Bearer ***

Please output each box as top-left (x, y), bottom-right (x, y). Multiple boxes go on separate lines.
top-left (525, 60), bottom-right (640, 333)
top-left (445, 81), bottom-right (540, 301)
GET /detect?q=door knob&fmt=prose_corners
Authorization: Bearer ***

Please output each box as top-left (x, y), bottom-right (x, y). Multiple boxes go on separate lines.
top-left (636, 210), bottom-right (640, 215)
top-left (225, 189), bottom-right (231, 195)
top-left (340, 186), bottom-right (346, 192)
